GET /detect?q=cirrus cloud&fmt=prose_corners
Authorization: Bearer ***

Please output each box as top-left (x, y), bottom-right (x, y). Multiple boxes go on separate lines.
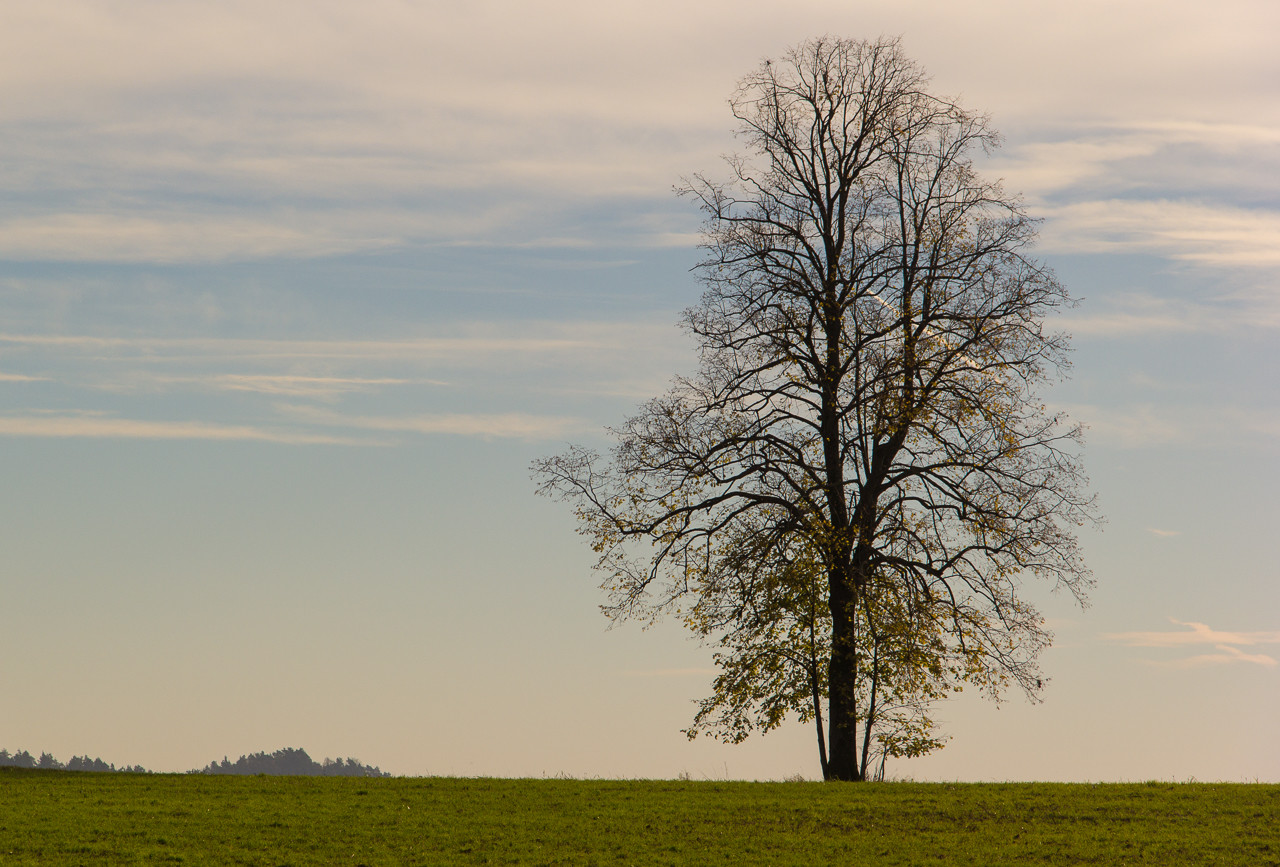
top-left (1107, 618), bottom-right (1280, 667)
top-left (0, 412), bottom-right (370, 445)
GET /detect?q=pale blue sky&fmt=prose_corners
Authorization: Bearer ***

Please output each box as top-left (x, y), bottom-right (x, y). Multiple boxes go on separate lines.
top-left (1, 0), bottom-right (1276, 780)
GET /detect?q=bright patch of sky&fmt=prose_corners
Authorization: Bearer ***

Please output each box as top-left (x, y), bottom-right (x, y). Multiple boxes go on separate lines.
top-left (1, 1), bottom-right (1275, 781)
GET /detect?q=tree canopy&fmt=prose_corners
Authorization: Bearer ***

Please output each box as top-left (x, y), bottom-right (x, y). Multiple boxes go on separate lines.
top-left (535, 36), bottom-right (1095, 781)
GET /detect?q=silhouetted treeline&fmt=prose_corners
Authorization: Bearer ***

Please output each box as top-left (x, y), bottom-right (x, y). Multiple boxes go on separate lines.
top-left (1, 746), bottom-right (388, 776)
top-left (190, 747), bottom-right (389, 777)
top-left (0, 749), bottom-right (148, 773)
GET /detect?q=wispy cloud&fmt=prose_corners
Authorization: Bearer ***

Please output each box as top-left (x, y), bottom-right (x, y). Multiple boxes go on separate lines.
top-left (2, 4), bottom-right (1277, 265)
top-left (1183, 646), bottom-right (1280, 667)
top-left (1039, 200), bottom-right (1280, 268)
top-left (1054, 295), bottom-right (1234, 338)
top-left (995, 121), bottom-right (1280, 202)
top-left (1107, 618), bottom-right (1280, 667)
top-left (217, 374), bottom-right (410, 395)
top-left (0, 213), bottom-right (401, 264)
top-left (0, 330), bottom-right (637, 362)
top-left (279, 404), bottom-right (587, 441)
top-left (0, 323), bottom-right (685, 445)
top-left (1110, 619), bottom-right (1280, 647)
top-left (1146, 528), bottom-right (1180, 537)
top-left (0, 404), bottom-right (586, 445)
top-left (0, 413), bottom-right (369, 445)
top-left (198, 374), bottom-right (419, 399)
top-left (0, 324), bottom-right (689, 398)
top-left (1056, 402), bottom-right (1280, 450)
top-left (993, 135), bottom-right (1162, 198)
top-left (66, 370), bottom-right (428, 398)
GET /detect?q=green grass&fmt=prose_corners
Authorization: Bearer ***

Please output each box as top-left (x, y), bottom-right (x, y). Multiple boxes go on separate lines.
top-left (1, 768), bottom-right (1277, 865)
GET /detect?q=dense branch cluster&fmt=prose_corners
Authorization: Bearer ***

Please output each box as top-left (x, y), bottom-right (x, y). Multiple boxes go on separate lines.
top-left (535, 37), bottom-right (1095, 781)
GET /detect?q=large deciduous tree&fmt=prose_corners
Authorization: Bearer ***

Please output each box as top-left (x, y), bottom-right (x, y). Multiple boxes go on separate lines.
top-left (534, 36), bottom-right (1095, 781)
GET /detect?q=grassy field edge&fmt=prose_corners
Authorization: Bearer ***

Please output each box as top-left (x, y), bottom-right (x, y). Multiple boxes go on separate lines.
top-left (2, 768), bottom-right (1277, 865)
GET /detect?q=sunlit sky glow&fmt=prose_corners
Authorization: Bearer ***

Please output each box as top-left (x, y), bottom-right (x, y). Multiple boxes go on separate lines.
top-left (2, 1), bottom-right (1276, 781)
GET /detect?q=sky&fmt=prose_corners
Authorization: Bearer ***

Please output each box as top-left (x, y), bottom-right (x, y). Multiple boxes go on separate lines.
top-left (1, 0), bottom-right (1276, 781)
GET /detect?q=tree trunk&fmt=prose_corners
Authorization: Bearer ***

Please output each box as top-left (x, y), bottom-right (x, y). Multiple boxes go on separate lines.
top-left (825, 636), bottom-right (862, 780)
top-left (825, 564), bottom-right (863, 781)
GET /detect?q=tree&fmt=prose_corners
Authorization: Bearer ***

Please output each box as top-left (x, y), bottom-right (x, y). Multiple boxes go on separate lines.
top-left (534, 36), bottom-right (1094, 781)
top-left (66, 755), bottom-right (115, 772)
top-left (37, 751), bottom-right (65, 770)
top-left (681, 517), bottom-right (959, 780)
top-left (0, 749), bottom-right (39, 769)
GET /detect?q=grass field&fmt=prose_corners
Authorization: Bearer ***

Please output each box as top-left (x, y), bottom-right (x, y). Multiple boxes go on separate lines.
top-left (1, 768), bottom-right (1277, 865)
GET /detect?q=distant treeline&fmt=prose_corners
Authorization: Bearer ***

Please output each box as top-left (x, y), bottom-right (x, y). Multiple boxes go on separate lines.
top-left (191, 747), bottom-right (389, 777)
top-left (1, 746), bottom-right (389, 777)
top-left (0, 749), bottom-right (148, 773)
